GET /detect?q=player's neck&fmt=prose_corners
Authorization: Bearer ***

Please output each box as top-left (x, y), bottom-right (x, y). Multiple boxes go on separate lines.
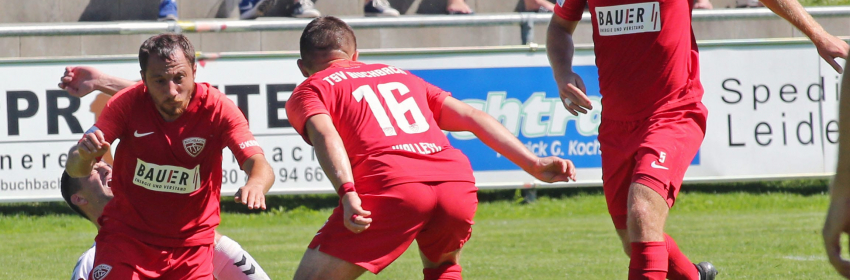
top-left (85, 207), bottom-right (104, 230)
top-left (310, 58), bottom-right (351, 76)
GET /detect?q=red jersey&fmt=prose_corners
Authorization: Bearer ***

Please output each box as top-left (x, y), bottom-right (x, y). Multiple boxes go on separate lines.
top-left (91, 82), bottom-right (263, 247)
top-left (286, 61), bottom-right (474, 191)
top-left (555, 0), bottom-right (703, 120)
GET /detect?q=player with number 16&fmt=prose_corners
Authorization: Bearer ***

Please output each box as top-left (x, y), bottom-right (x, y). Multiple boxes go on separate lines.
top-left (286, 16), bottom-right (577, 280)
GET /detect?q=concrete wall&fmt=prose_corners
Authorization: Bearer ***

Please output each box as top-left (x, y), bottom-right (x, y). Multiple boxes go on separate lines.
top-left (0, 0), bottom-right (543, 22)
top-left (0, 0), bottom-right (847, 58)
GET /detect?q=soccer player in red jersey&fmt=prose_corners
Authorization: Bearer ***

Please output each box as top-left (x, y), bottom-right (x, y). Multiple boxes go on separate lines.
top-left (824, 58), bottom-right (850, 279)
top-left (547, 0), bottom-right (848, 279)
top-left (60, 157), bottom-right (271, 280)
top-left (65, 34), bottom-right (275, 280)
top-left (286, 16), bottom-right (577, 279)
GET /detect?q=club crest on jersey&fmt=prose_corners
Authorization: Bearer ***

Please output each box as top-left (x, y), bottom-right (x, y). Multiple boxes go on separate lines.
top-left (595, 2), bottom-right (661, 36)
top-left (92, 264), bottom-right (112, 280)
top-left (183, 137), bottom-right (206, 157)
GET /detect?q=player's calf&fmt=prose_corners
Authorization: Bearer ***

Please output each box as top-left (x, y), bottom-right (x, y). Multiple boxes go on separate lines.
top-left (213, 235), bottom-right (270, 280)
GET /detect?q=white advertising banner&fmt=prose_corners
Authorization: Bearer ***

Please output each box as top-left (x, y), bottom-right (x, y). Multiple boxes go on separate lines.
top-left (0, 40), bottom-right (840, 202)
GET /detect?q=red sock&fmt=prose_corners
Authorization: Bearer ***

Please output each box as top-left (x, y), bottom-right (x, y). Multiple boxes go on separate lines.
top-left (629, 241), bottom-right (668, 280)
top-left (665, 233), bottom-right (699, 280)
top-left (423, 263), bottom-right (462, 280)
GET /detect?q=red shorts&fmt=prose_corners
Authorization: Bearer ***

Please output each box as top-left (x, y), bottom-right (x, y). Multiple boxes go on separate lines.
top-left (308, 181), bottom-right (478, 274)
top-left (89, 232), bottom-right (213, 280)
top-left (598, 102), bottom-right (707, 229)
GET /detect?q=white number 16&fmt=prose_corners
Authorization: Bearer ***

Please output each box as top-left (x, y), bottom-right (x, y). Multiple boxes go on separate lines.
top-left (352, 82), bottom-right (430, 137)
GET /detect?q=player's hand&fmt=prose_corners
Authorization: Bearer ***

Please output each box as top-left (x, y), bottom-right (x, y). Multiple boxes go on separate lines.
top-left (528, 156), bottom-right (577, 183)
top-left (341, 192), bottom-right (372, 234)
top-left (823, 187), bottom-right (850, 278)
top-left (812, 34), bottom-right (849, 74)
top-left (77, 130), bottom-right (110, 161)
top-left (58, 66), bottom-right (104, 97)
top-left (554, 71), bottom-right (592, 115)
top-left (235, 184), bottom-right (267, 210)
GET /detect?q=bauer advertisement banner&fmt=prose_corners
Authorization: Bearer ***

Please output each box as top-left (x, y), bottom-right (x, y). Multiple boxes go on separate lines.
top-left (0, 40), bottom-right (841, 202)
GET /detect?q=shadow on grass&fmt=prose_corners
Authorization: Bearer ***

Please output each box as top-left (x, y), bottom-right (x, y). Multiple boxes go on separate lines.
top-left (682, 179), bottom-right (828, 196)
top-left (0, 179), bottom-right (829, 217)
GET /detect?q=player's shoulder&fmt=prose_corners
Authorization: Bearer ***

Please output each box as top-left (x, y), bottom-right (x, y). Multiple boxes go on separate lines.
top-left (293, 76), bottom-right (322, 96)
top-left (78, 243), bottom-right (96, 260)
top-left (71, 243), bottom-right (96, 280)
top-left (193, 82), bottom-right (232, 108)
top-left (196, 82), bottom-right (223, 99)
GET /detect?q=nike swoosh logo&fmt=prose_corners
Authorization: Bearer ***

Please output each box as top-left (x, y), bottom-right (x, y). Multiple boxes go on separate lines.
top-left (134, 131), bottom-right (154, 137)
top-left (650, 161), bottom-right (669, 170)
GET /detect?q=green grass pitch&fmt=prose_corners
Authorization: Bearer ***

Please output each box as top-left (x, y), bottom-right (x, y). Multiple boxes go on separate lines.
top-left (0, 180), bottom-right (844, 279)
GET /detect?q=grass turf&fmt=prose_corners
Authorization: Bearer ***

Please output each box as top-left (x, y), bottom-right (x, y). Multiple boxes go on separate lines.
top-left (0, 180), bottom-right (843, 279)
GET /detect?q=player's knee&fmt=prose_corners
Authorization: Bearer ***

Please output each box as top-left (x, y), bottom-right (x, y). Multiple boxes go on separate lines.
top-left (627, 201), bottom-right (655, 222)
top-left (622, 244), bottom-right (632, 256)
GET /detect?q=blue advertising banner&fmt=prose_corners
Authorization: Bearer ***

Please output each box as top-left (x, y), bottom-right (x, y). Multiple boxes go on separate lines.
top-left (410, 66), bottom-right (603, 171)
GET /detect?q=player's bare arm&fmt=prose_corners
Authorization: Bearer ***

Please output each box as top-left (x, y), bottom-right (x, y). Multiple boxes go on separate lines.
top-left (438, 97), bottom-right (576, 182)
top-left (546, 15), bottom-right (592, 115)
top-left (234, 154), bottom-right (275, 210)
top-left (305, 114), bottom-right (373, 233)
top-left (759, 0), bottom-right (849, 73)
top-left (824, 58), bottom-right (850, 279)
top-left (59, 66), bottom-right (137, 97)
top-left (66, 129), bottom-right (111, 178)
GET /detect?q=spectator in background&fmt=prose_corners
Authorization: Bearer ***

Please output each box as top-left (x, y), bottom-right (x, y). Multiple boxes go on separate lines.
top-left (364, 0), bottom-right (401, 16)
top-left (736, 0), bottom-right (764, 8)
top-left (523, 0), bottom-right (556, 13)
top-left (158, 0), bottom-right (295, 20)
top-left (363, 0), bottom-right (474, 16)
top-left (282, 0), bottom-right (403, 17)
top-left (694, 0), bottom-right (714, 9)
top-left (446, 0), bottom-right (474, 14)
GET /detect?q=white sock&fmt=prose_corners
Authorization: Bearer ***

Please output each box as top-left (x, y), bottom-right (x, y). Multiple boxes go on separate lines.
top-left (213, 235), bottom-right (270, 280)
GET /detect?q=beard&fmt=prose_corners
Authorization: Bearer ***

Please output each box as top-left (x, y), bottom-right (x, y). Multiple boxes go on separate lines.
top-left (156, 99), bottom-right (188, 119)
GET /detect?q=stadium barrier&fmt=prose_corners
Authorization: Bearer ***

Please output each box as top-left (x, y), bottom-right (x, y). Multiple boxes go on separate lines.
top-left (1, 7), bottom-right (850, 44)
top-left (0, 36), bottom-right (841, 202)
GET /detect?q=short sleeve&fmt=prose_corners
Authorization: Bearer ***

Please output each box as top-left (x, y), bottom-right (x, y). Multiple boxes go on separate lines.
top-left (285, 84), bottom-right (330, 145)
top-left (420, 78), bottom-right (451, 124)
top-left (70, 245), bottom-right (95, 280)
top-left (554, 0), bottom-right (586, 21)
top-left (216, 89), bottom-right (264, 166)
top-left (90, 83), bottom-right (139, 143)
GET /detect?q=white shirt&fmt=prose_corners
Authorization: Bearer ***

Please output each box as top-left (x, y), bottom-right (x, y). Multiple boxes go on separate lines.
top-left (71, 243), bottom-right (95, 280)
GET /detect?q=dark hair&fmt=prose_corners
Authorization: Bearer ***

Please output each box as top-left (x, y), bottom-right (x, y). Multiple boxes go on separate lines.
top-left (60, 171), bottom-right (89, 220)
top-left (299, 16), bottom-right (357, 68)
top-left (138, 33), bottom-right (196, 74)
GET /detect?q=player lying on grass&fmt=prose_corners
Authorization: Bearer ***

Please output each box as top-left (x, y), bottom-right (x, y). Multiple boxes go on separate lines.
top-left (286, 16), bottom-right (577, 280)
top-left (60, 148), bottom-right (271, 280)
